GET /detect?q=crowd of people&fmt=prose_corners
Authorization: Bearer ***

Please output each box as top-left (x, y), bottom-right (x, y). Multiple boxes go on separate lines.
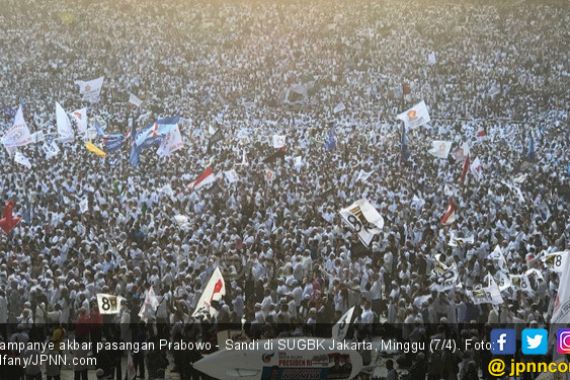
top-left (0, 0), bottom-right (569, 379)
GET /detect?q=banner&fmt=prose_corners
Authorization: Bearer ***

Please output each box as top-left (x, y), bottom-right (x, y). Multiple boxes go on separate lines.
top-left (430, 264), bottom-right (459, 292)
top-left (428, 140), bottom-right (453, 159)
top-left (2, 105), bottom-right (33, 148)
top-left (397, 101), bottom-right (431, 128)
top-left (339, 199), bottom-right (384, 246)
top-left (56, 102), bottom-right (74, 142)
top-left (75, 76), bottom-right (104, 103)
top-left (193, 267), bottom-right (226, 318)
top-left (96, 293), bottom-right (125, 315)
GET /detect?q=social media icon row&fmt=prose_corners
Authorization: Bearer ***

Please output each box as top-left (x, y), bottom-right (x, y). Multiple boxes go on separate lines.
top-left (490, 328), bottom-right (570, 355)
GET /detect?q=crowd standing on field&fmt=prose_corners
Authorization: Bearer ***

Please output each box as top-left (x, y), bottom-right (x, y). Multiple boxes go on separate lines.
top-left (0, 0), bottom-right (569, 379)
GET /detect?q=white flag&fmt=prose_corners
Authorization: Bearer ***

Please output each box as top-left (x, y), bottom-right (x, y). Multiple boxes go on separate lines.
top-left (2, 105), bottom-right (33, 148)
top-left (75, 76), bottom-right (104, 103)
top-left (56, 102), bottom-right (74, 142)
top-left (272, 134), bottom-right (286, 149)
top-left (339, 199), bottom-right (384, 246)
top-left (14, 151), bottom-right (32, 169)
top-left (333, 102), bottom-right (346, 114)
top-left (469, 278), bottom-right (504, 305)
top-left (470, 158), bottom-right (483, 180)
top-left (128, 93), bottom-right (143, 108)
top-left (355, 170), bottom-right (374, 183)
top-left (30, 131), bottom-right (46, 144)
top-left (138, 286), bottom-right (160, 323)
top-left (70, 108), bottom-right (88, 135)
top-left (223, 169), bottom-right (239, 184)
top-left (43, 141), bottom-right (60, 159)
top-left (397, 101), bottom-right (431, 129)
top-left (552, 253), bottom-right (570, 324)
top-left (79, 197), bottom-right (89, 214)
top-left (157, 125), bottom-right (184, 157)
top-left (193, 267), bottom-right (226, 318)
top-left (428, 140), bottom-right (453, 159)
top-left (332, 306), bottom-right (355, 341)
top-left (96, 293), bottom-right (125, 315)
top-left (543, 251), bottom-right (569, 274)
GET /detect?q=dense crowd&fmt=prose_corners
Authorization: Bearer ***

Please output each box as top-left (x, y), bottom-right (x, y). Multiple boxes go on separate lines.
top-left (0, 0), bottom-right (569, 379)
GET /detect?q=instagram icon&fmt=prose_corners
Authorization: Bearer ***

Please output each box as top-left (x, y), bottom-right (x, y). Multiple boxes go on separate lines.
top-left (557, 329), bottom-right (570, 354)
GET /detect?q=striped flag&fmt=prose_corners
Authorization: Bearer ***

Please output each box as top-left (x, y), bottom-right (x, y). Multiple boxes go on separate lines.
top-left (440, 198), bottom-right (457, 225)
top-left (190, 166), bottom-right (216, 190)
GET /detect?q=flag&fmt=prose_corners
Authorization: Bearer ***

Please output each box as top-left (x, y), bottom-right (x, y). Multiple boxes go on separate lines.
top-left (14, 151), bottom-right (32, 169)
top-left (400, 123), bottom-right (408, 161)
top-left (355, 169), bottom-right (373, 183)
top-left (2, 105), bottom-right (32, 149)
top-left (476, 126), bottom-right (487, 138)
top-left (339, 199), bottom-right (384, 246)
top-left (542, 251), bottom-right (569, 274)
top-left (452, 142), bottom-right (470, 162)
top-left (0, 200), bottom-right (22, 234)
top-left (190, 166), bottom-right (216, 190)
top-left (397, 101), bottom-right (430, 129)
top-left (333, 102), bottom-right (346, 114)
top-left (96, 294), bottom-right (125, 315)
top-left (440, 198), bottom-right (457, 225)
top-left (70, 108), bottom-right (88, 135)
top-left (324, 127), bottom-right (336, 151)
top-left (135, 121), bottom-right (177, 147)
top-left (468, 277), bottom-right (504, 305)
top-left (527, 133), bottom-right (536, 161)
top-left (79, 196), bottom-right (89, 214)
top-left (272, 135), bottom-right (286, 149)
top-left (428, 140), bottom-right (453, 159)
top-left (85, 141), bottom-right (107, 157)
top-left (157, 124), bottom-right (184, 158)
top-left (263, 147), bottom-right (286, 163)
top-left (75, 76), bottom-right (104, 103)
top-left (43, 141), bottom-right (60, 159)
top-left (128, 93), bottom-right (143, 108)
top-left (470, 157), bottom-right (483, 180)
top-left (56, 102), bottom-right (74, 142)
top-left (332, 306), bottom-right (356, 341)
top-left (138, 286), bottom-right (160, 323)
top-left (223, 169), bottom-right (238, 184)
top-left (459, 155), bottom-right (470, 184)
top-left (193, 267), bottom-right (226, 318)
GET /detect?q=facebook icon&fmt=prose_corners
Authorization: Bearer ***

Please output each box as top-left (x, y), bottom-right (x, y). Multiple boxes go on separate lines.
top-left (491, 329), bottom-right (516, 355)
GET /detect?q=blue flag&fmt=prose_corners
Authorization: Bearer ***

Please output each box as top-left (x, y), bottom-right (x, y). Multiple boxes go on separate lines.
top-left (135, 121), bottom-right (177, 147)
top-left (324, 127), bottom-right (336, 151)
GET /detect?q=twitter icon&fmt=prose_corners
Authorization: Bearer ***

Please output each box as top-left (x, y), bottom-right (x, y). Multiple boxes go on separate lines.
top-left (522, 328), bottom-right (548, 355)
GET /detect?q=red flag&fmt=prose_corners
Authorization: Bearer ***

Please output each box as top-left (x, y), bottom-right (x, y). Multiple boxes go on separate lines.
top-left (0, 201), bottom-right (22, 234)
top-left (440, 199), bottom-right (457, 225)
top-left (476, 127), bottom-right (487, 138)
top-left (459, 155), bottom-right (470, 184)
top-left (190, 166), bottom-right (216, 190)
